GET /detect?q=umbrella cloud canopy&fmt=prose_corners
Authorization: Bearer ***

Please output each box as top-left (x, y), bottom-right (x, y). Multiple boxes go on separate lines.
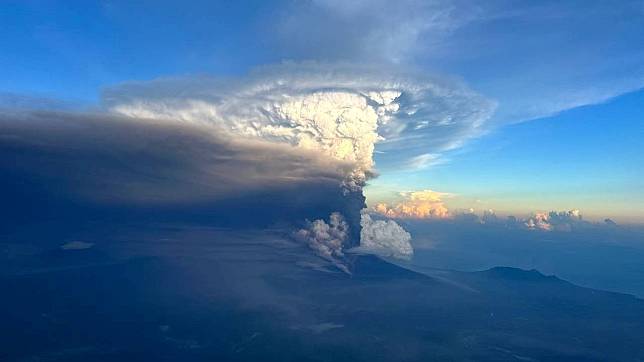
top-left (105, 63), bottom-right (495, 190)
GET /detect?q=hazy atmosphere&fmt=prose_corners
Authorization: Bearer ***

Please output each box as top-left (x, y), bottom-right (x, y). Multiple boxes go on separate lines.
top-left (2, 1), bottom-right (644, 361)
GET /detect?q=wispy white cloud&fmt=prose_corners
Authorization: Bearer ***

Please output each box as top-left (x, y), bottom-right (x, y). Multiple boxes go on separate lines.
top-left (402, 153), bottom-right (445, 170)
top-left (273, 1), bottom-right (644, 124)
top-left (273, 0), bottom-right (482, 64)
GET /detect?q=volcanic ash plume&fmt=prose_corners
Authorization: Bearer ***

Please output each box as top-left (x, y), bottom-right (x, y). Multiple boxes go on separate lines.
top-left (294, 212), bottom-right (351, 273)
top-left (105, 63), bottom-right (494, 262)
top-left (106, 63), bottom-right (493, 193)
top-left (107, 69), bottom-right (406, 191)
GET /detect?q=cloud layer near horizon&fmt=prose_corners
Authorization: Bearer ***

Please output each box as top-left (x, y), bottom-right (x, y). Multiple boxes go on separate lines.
top-left (374, 190), bottom-right (451, 219)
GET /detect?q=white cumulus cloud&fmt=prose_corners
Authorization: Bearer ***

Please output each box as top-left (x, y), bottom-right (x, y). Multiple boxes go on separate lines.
top-left (374, 189), bottom-right (451, 219)
top-left (354, 211), bottom-right (413, 259)
top-left (524, 209), bottom-right (584, 232)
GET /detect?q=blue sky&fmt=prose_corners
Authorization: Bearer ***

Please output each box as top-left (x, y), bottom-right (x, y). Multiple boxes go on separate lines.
top-left (368, 89), bottom-right (644, 221)
top-left (1, 0), bottom-right (643, 222)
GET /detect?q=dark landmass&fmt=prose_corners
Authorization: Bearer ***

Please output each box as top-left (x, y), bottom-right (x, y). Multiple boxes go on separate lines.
top-left (2, 224), bottom-right (644, 361)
